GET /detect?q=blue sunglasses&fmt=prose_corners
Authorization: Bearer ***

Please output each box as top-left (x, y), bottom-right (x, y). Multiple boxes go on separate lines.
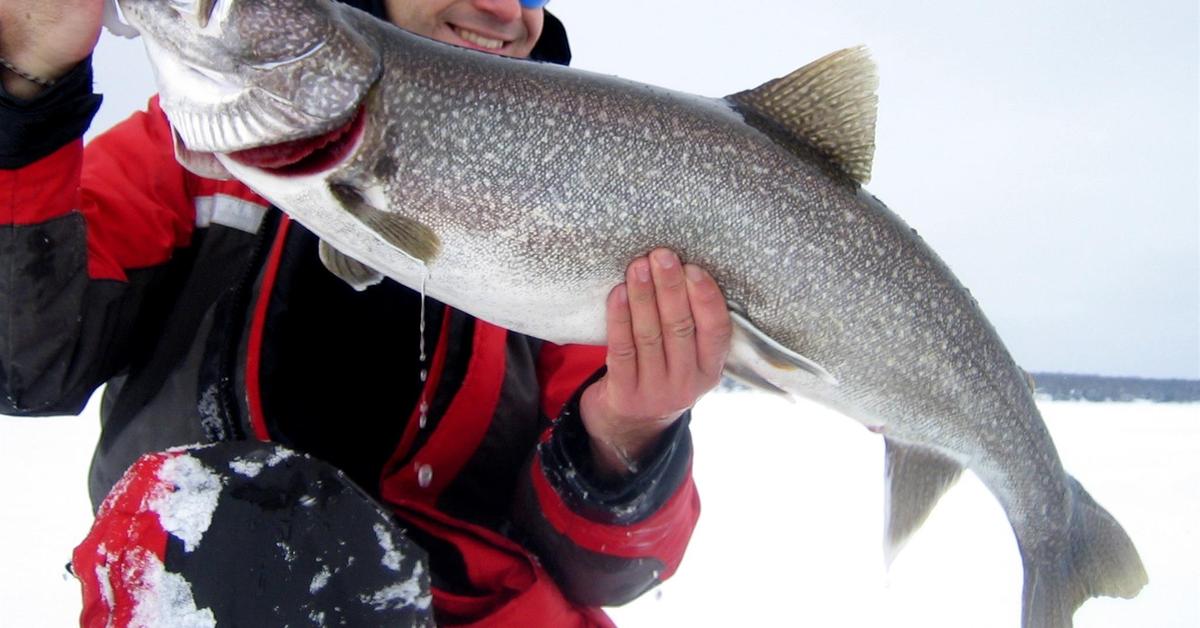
top-left (519, 0), bottom-right (550, 8)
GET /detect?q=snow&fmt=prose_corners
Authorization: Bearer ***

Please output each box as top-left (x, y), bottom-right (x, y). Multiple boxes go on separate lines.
top-left (310, 566), bottom-right (332, 594)
top-left (359, 563), bottom-right (431, 612)
top-left (266, 448), bottom-right (295, 466)
top-left (228, 458), bottom-right (264, 478)
top-left (127, 548), bottom-right (216, 628)
top-left (607, 393), bottom-right (1199, 628)
top-left (275, 541), bottom-right (296, 564)
top-left (149, 454), bottom-right (223, 553)
top-left (229, 447), bottom-right (294, 478)
top-left (1, 391), bottom-right (1196, 626)
top-left (372, 522), bottom-right (406, 572)
top-left (93, 558), bottom-right (114, 614)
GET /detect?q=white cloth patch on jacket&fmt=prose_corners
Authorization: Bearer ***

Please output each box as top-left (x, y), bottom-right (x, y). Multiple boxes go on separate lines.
top-left (194, 194), bottom-right (267, 234)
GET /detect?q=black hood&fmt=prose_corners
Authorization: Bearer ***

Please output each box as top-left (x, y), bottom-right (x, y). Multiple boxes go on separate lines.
top-left (336, 0), bottom-right (571, 65)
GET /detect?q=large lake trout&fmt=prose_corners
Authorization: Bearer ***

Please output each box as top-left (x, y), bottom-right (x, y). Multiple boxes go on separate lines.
top-left (114, 0), bottom-right (1148, 625)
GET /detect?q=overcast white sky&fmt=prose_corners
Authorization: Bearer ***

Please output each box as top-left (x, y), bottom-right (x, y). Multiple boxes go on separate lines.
top-left (92, 0), bottom-right (1199, 379)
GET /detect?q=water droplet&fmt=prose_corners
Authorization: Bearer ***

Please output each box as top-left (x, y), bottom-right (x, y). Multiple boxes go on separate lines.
top-left (417, 464), bottom-right (433, 488)
top-left (417, 269), bottom-right (430, 433)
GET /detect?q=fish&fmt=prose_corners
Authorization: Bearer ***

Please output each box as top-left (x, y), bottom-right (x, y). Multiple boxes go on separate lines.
top-left (113, 0), bottom-right (1148, 625)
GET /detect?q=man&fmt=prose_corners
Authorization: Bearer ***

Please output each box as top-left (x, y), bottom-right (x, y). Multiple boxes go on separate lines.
top-left (0, 0), bottom-right (732, 625)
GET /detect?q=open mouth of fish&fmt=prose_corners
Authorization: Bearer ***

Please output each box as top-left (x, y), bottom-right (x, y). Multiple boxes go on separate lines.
top-left (223, 105), bottom-right (367, 176)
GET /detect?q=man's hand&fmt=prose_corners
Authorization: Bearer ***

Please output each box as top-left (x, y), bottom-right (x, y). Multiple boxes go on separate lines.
top-left (580, 248), bottom-right (732, 479)
top-left (0, 0), bottom-right (105, 98)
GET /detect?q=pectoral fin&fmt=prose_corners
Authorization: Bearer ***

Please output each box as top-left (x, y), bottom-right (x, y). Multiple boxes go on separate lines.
top-left (722, 360), bottom-right (790, 398)
top-left (726, 310), bottom-right (837, 388)
top-left (883, 439), bottom-right (963, 567)
top-left (328, 182), bottom-right (441, 264)
top-left (318, 240), bottom-right (384, 291)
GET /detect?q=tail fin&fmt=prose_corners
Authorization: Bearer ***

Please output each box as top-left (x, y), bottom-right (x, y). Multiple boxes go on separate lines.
top-left (1020, 475), bottom-right (1148, 628)
top-left (1063, 476), bottom-right (1148, 604)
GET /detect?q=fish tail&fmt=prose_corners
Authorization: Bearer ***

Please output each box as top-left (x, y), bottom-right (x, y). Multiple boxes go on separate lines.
top-left (1019, 475), bottom-right (1148, 628)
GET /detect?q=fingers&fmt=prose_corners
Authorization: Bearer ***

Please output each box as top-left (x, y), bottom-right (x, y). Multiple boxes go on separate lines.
top-left (624, 255), bottom-right (669, 385)
top-left (604, 283), bottom-right (638, 393)
top-left (612, 248), bottom-right (723, 390)
top-left (684, 263), bottom-right (733, 381)
top-left (590, 249), bottom-right (731, 470)
top-left (649, 249), bottom-right (699, 380)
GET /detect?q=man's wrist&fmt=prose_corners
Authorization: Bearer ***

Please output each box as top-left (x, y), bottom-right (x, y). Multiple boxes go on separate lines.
top-left (579, 383), bottom-right (681, 480)
top-left (588, 431), bottom-right (648, 479)
top-left (0, 56), bottom-right (102, 169)
top-left (0, 48), bottom-right (81, 101)
top-left (1, 68), bottom-right (48, 100)
top-left (538, 383), bottom-right (695, 525)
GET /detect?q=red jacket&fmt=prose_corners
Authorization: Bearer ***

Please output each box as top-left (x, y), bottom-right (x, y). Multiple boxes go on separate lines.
top-left (0, 60), bottom-right (699, 625)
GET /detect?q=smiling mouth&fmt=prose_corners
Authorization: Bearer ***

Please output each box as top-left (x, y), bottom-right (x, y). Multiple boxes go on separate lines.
top-left (226, 106), bottom-right (367, 176)
top-left (452, 25), bottom-right (508, 51)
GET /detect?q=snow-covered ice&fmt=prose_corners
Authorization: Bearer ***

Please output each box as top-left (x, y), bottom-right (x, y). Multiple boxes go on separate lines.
top-left (606, 393), bottom-right (1199, 628)
top-left (1, 391), bottom-right (1195, 626)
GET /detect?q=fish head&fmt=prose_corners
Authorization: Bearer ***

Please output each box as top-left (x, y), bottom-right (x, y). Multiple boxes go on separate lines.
top-left (118, 0), bottom-right (382, 172)
top-left (119, 0), bottom-right (427, 287)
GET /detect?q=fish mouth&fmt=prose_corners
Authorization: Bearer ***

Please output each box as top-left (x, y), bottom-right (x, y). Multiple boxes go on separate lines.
top-left (225, 105), bottom-right (367, 176)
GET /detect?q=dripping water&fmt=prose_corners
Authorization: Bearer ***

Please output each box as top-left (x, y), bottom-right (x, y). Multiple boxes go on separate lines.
top-left (418, 268), bottom-right (429, 429)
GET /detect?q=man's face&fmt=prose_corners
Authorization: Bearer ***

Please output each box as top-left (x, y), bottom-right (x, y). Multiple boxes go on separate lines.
top-left (384, 0), bottom-right (545, 59)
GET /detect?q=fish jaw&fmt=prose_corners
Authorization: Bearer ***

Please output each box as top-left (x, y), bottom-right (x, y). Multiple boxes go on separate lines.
top-left (119, 0), bottom-right (382, 154)
top-left (223, 103), bottom-right (370, 175)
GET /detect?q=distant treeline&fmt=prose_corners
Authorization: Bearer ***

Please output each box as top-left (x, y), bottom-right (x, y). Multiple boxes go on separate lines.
top-left (1028, 373), bottom-right (1200, 403)
top-left (720, 373), bottom-right (1200, 403)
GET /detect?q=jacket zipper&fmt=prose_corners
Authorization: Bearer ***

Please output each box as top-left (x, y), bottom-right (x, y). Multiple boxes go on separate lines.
top-left (207, 207), bottom-right (282, 441)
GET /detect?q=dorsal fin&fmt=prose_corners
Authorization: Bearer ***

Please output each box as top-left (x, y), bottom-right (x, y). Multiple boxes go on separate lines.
top-left (728, 46), bottom-right (878, 184)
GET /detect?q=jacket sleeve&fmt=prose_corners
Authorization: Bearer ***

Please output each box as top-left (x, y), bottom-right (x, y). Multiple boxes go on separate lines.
top-left (512, 342), bottom-right (701, 607)
top-left (0, 60), bottom-right (226, 415)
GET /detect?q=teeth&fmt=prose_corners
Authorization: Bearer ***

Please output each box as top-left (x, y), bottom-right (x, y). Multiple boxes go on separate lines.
top-left (455, 27), bottom-right (504, 50)
top-left (169, 93), bottom-right (332, 153)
